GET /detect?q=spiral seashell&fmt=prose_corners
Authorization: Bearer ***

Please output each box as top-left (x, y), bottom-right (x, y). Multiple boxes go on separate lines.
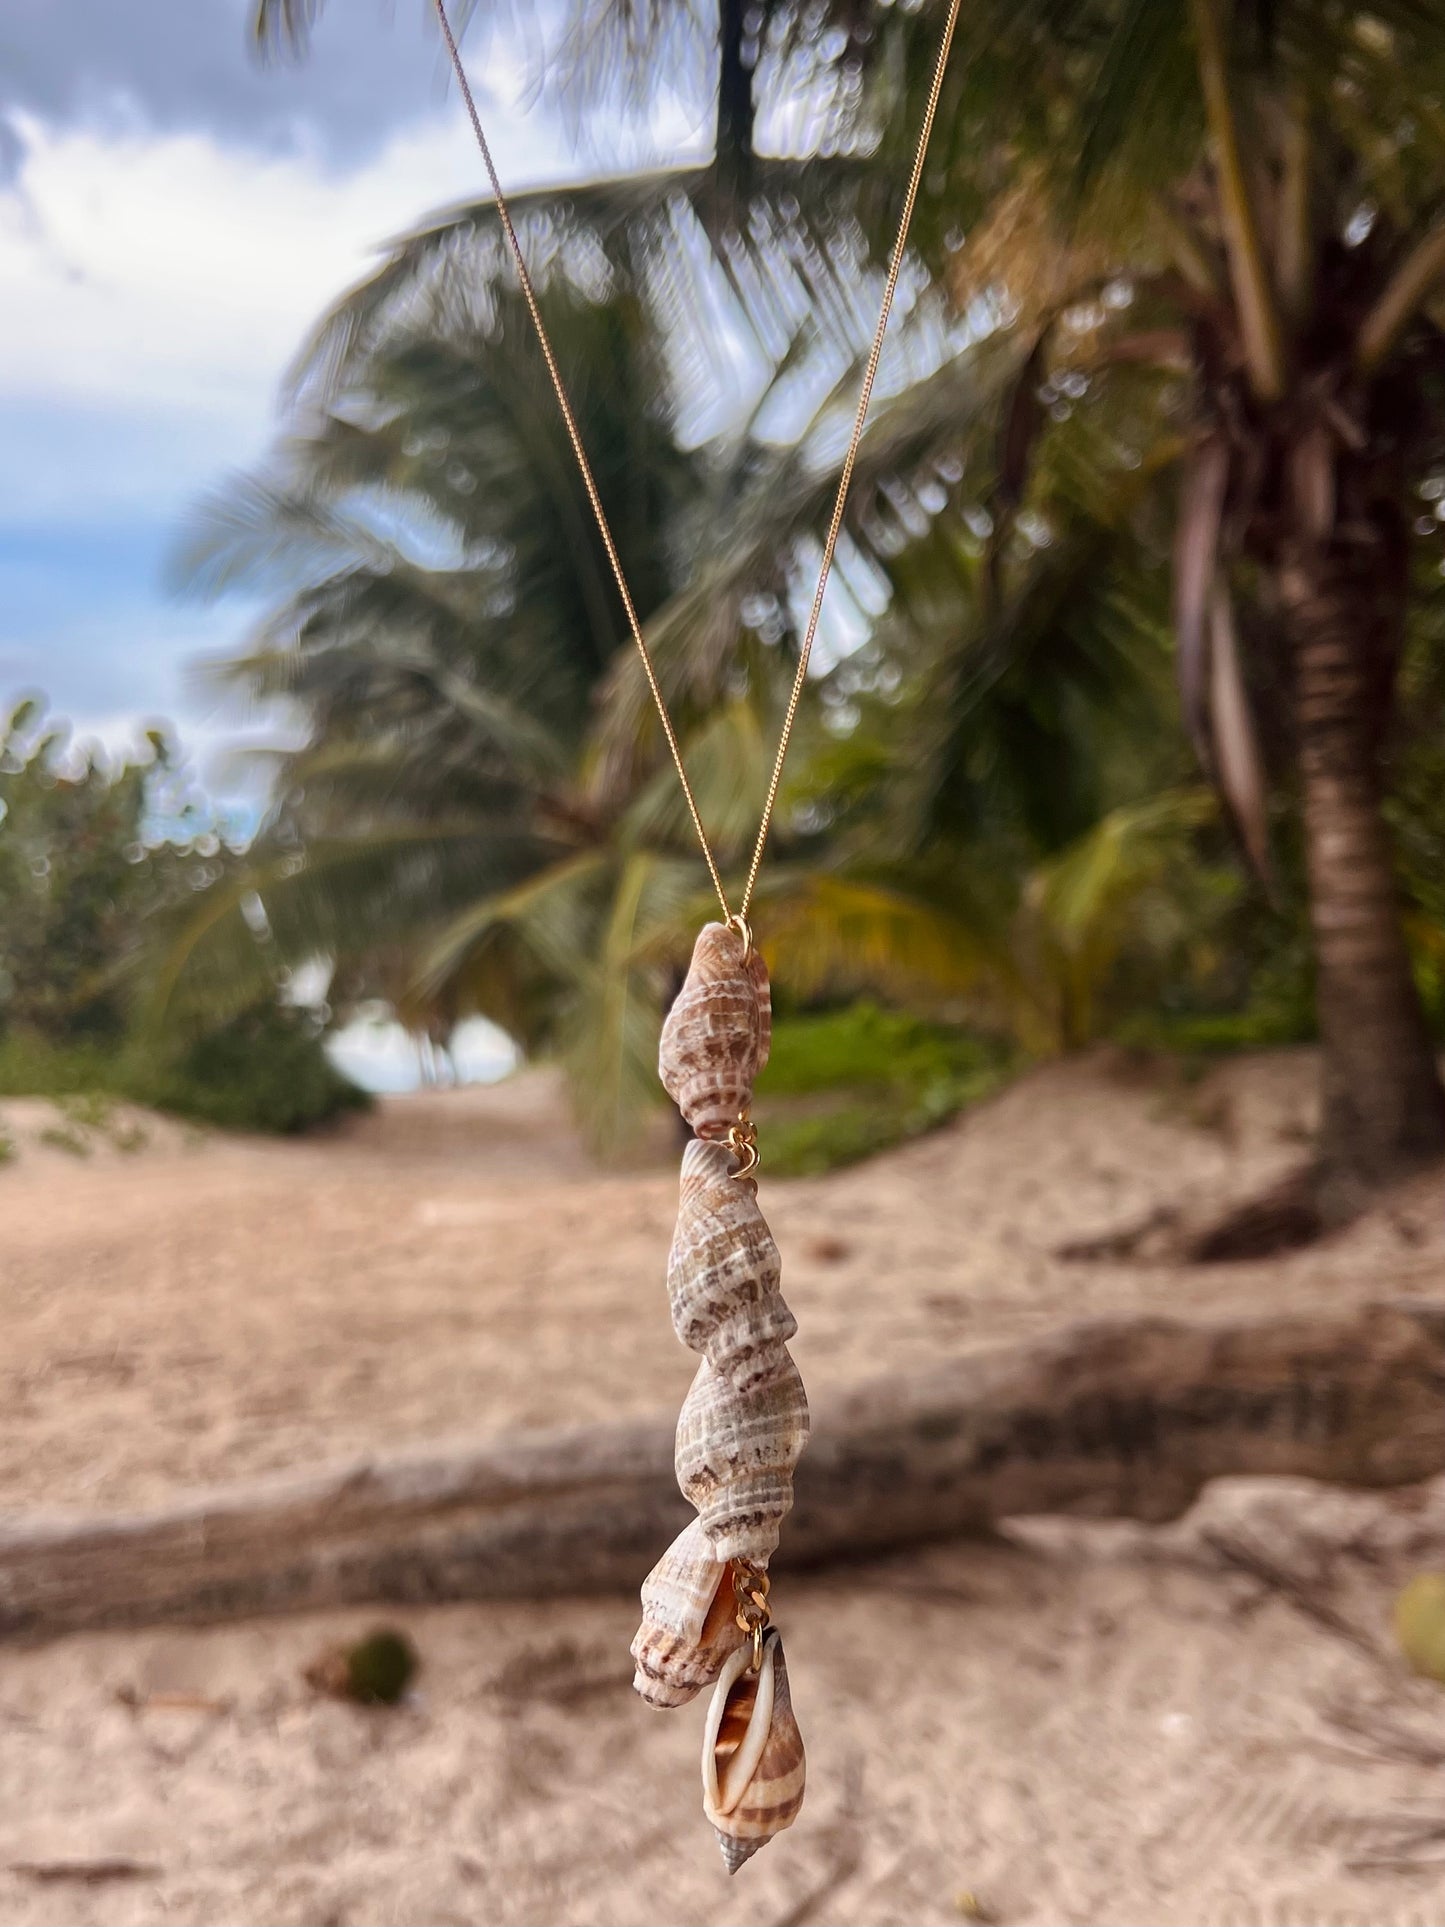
top-left (659, 922), bottom-right (771, 1138)
top-left (668, 1139), bottom-right (797, 1395)
top-left (630, 1519), bottom-right (743, 1709)
top-left (641, 915), bottom-right (809, 1863)
top-left (702, 1629), bottom-right (806, 1872)
top-left (675, 1356), bottom-right (810, 1564)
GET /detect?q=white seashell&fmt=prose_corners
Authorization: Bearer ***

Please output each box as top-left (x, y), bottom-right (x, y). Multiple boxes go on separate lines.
top-left (675, 1356), bottom-right (810, 1564)
top-left (668, 1139), bottom-right (797, 1394)
top-left (659, 922), bottom-right (771, 1138)
top-left (702, 1629), bottom-right (806, 1872)
top-left (630, 1519), bottom-right (742, 1709)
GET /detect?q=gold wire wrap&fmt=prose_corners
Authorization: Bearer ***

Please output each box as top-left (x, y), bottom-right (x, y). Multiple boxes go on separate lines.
top-left (430, 0), bottom-right (962, 926)
top-left (725, 1113), bottom-right (760, 1182)
top-left (724, 911), bottom-right (754, 964)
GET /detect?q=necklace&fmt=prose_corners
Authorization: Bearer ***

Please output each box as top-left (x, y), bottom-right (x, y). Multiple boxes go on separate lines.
top-left (433, 0), bottom-right (960, 1869)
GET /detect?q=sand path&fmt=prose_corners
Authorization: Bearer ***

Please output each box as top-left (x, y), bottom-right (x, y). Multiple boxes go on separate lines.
top-left (2, 1051), bottom-right (1437, 1511)
top-left (2, 1053), bottom-right (1444, 1925)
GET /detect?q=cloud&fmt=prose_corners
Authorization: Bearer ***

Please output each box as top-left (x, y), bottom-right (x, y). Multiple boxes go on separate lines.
top-left (0, 0), bottom-right (459, 169)
top-left (0, 0), bottom-right (708, 177)
top-left (0, 103), bottom-right (563, 422)
top-left (0, 5), bottom-right (712, 796)
top-left (0, 60), bottom-right (708, 447)
top-left (0, 94), bottom-right (584, 745)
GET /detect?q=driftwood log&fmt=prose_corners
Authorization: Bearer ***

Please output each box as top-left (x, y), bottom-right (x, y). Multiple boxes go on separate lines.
top-left (3, 1300), bottom-right (1445, 1639)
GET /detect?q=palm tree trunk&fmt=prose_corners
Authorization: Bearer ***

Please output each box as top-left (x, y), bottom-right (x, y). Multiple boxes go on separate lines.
top-left (712, 0), bottom-right (755, 221)
top-left (1281, 549), bottom-right (1445, 1216)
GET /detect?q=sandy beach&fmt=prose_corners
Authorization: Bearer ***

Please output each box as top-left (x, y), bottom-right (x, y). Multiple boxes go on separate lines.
top-left (3, 1052), bottom-right (1445, 1925)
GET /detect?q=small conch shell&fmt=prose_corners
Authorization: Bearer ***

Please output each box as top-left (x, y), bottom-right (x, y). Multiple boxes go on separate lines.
top-left (702, 1629), bottom-right (806, 1872)
top-left (675, 1356), bottom-right (810, 1564)
top-left (659, 922), bottom-right (771, 1138)
top-left (668, 1139), bottom-right (797, 1394)
top-left (631, 1519), bottom-right (743, 1709)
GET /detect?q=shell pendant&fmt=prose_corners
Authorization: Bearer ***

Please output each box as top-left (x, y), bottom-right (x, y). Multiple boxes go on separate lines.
top-left (702, 1630), bottom-right (806, 1871)
top-left (634, 920), bottom-right (809, 1870)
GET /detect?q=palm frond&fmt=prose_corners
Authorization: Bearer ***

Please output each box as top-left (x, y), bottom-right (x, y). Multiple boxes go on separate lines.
top-left (1173, 434), bottom-right (1230, 759)
top-left (1206, 583), bottom-right (1273, 887)
top-left (415, 849), bottom-right (611, 995)
top-left (1023, 786), bottom-right (1218, 1047)
top-left (250, 0), bottom-right (324, 61)
top-left (754, 869), bottom-right (1004, 1007)
top-left (619, 697), bottom-right (772, 863)
top-left (151, 819), bottom-right (553, 1026)
top-left (557, 848), bottom-right (694, 1153)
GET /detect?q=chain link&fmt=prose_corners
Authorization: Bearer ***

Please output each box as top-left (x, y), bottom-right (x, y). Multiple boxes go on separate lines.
top-left (731, 1560), bottom-right (771, 1673)
top-left (432, 0), bottom-right (961, 923)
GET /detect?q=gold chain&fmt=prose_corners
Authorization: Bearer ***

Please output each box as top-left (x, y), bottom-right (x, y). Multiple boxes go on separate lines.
top-left (737, 0), bottom-right (961, 918)
top-left (432, 0), bottom-right (961, 923)
top-left (731, 1560), bottom-right (771, 1673)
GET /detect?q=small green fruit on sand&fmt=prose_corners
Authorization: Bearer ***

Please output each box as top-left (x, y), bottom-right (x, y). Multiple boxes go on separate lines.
top-left (1394, 1574), bottom-right (1445, 1683)
top-left (305, 1628), bottom-right (419, 1706)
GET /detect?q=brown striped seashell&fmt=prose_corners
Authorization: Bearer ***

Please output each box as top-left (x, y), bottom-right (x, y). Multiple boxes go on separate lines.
top-left (675, 1356), bottom-right (810, 1564)
top-left (702, 1629), bottom-right (806, 1872)
top-left (668, 1139), bottom-right (797, 1394)
top-left (630, 1520), bottom-right (743, 1709)
top-left (659, 922), bottom-right (771, 1138)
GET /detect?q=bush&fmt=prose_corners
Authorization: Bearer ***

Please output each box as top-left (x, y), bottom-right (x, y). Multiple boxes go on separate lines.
top-left (754, 1002), bottom-right (1011, 1176)
top-left (0, 1003), bottom-right (370, 1138)
top-left (130, 1004), bottom-right (372, 1135)
top-left (1111, 952), bottom-right (1318, 1060)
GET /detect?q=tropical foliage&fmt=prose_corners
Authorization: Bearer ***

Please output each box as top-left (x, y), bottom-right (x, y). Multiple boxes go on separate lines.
top-left (168, 0), bottom-right (1445, 1200)
top-left (0, 698), bottom-right (366, 1133)
top-left (755, 1002), bottom-right (1011, 1176)
top-left (0, 697), bottom-right (184, 1045)
top-left (161, 264), bottom-right (804, 1146)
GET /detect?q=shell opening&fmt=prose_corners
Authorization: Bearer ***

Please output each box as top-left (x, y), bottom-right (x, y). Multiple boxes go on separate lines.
top-left (701, 1630), bottom-right (777, 1819)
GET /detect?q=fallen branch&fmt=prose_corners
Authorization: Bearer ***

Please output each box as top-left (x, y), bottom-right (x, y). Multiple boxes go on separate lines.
top-left (6, 1861), bottom-right (159, 1885)
top-left (3, 1301), bottom-right (1444, 1640)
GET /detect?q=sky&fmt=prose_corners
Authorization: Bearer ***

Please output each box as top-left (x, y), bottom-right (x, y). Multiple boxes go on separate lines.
top-left (0, 0), bottom-right (707, 801)
top-left (0, 0), bottom-right (715, 1090)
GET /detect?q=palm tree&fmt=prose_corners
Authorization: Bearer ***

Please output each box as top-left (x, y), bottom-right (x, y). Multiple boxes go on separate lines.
top-left (528, 0), bottom-right (1445, 1212)
top-left (163, 235), bottom-right (816, 1150)
top-left (166, 5), bottom-right (949, 1147)
top-left (245, 0), bottom-right (1445, 1208)
top-left (797, 0), bottom-right (1445, 1213)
